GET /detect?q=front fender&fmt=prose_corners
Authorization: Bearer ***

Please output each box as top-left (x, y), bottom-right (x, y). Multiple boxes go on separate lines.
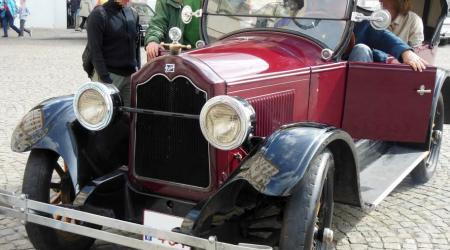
top-left (236, 123), bottom-right (357, 196)
top-left (11, 95), bottom-right (129, 193)
top-left (11, 96), bottom-right (81, 191)
top-left (184, 123), bottom-right (361, 235)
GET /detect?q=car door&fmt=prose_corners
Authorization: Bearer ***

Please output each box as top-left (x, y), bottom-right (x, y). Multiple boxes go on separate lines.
top-left (342, 62), bottom-right (437, 143)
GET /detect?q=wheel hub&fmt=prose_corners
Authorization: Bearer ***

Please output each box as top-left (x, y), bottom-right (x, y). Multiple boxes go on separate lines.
top-left (432, 130), bottom-right (442, 142)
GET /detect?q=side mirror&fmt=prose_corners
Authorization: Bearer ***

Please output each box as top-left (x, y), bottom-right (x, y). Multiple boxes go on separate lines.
top-left (351, 9), bottom-right (391, 30)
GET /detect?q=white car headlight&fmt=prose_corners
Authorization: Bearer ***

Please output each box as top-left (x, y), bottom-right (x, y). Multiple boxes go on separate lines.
top-left (200, 96), bottom-right (255, 150)
top-left (73, 82), bottom-right (121, 131)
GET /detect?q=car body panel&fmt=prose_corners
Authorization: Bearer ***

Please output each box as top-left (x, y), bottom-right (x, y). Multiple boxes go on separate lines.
top-left (342, 62), bottom-right (437, 142)
top-left (187, 32), bottom-right (324, 83)
top-left (308, 62), bottom-right (348, 128)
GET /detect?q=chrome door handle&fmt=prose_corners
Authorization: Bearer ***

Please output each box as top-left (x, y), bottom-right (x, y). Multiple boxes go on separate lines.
top-left (417, 85), bottom-right (432, 96)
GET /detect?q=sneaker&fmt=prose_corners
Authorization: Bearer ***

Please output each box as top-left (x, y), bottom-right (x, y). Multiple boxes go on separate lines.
top-left (1, 35), bottom-right (7, 38)
top-left (75, 28), bottom-right (81, 32)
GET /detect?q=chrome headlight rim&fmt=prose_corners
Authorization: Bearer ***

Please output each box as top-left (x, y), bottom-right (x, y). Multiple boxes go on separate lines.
top-left (73, 82), bottom-right (120, 131)
top-left (200, 95), bottom-right (255, 151)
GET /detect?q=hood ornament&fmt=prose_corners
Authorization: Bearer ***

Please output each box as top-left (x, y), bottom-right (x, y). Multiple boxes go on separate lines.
top-left (160, 27), bottom-right (192, 55)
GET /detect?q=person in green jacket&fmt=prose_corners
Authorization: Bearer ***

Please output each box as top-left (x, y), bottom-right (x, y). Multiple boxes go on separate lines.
top-left (145, 0), bottom-right (201, 60)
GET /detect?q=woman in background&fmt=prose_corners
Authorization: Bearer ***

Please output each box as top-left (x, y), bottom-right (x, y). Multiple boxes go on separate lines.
top-left (1, 0), bottom-right (20, 37)
top-left (380, 0), bottom-right (424, 47)
top-left (78, 0), bottom-right (93, 30)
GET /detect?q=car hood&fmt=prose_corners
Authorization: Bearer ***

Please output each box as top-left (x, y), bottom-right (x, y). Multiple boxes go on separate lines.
top-left (185, 31), bottom-right (325, 83)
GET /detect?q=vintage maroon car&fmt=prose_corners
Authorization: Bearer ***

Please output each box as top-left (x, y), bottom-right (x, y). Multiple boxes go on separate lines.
top-left (1, 0), bottom-right (449, 249)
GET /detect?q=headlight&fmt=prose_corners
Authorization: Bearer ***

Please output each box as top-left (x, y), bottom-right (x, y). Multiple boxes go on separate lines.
top-left (73, 82), bottom-right (121, 131)
top-left (200, 96), bottom-right (255, 150)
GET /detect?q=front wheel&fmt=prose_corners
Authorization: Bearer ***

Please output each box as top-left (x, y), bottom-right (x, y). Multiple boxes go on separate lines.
top-left (22, 149), bottom-right (96, 250)
top-left (280, 149), bottom-right (335, 250)
top-left (411, 94), bottom-right (444, 184)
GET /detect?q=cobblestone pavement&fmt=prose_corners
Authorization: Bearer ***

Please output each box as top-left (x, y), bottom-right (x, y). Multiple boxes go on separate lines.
top-left (0, 30), bottom-right (450, 250)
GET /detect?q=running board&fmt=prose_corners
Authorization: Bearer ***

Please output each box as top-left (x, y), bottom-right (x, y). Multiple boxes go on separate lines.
top-left (359, 145), bottom-right (428, 209)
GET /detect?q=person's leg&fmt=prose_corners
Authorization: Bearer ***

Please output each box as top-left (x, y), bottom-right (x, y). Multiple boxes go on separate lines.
top-left (6, 11), bottom-right (20, 35)
top-left (2, 16), bottom-right (7, 37)
top-left (110, 73), bottom-right (131, 107)
top-left (91, 71), bottom-right (131, 106)
top-left (74, 9), bottom-right (81, 31)
top-left (80, 17), bottom-right (86, 29)
top-left (8, 14), bottom-right (20, 35)
top-left (348, 44), bottom-right (373, 63)
top-left (21, 20), bottom-right (31, 35)
top-left (19, 19), bottom-right (24, 36)
top-left (2, 11), bottom-right (12, 37)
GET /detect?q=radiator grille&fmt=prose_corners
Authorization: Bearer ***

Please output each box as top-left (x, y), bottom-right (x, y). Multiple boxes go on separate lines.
top-left (248, 90), bottom-right (295, 136)
top-left (134, 75), bottom-right (210, 188)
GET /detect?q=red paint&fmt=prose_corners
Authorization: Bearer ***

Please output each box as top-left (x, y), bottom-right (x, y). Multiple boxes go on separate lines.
top-left (308, 62), bottom-right (348, 127)
top-left (342, 62), bottom-right (436, 142)
top-left (188, 31), bottom-right (324, 83)
top-left (128, 29), bottom-right (439, 201)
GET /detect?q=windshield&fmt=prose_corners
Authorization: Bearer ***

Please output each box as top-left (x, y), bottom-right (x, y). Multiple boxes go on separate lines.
top-left (204, 0), bottom-right (350, 50)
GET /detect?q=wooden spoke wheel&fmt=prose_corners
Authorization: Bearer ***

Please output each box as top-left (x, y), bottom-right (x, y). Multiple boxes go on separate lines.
top-left (22, 149), bottom-right (95, 250)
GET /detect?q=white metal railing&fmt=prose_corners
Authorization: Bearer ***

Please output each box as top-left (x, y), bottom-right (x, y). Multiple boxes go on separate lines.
top-left (0, 190), bottom-right (272, 250)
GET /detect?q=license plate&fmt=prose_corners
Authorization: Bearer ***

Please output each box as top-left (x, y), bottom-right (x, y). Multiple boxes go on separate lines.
top-left (143, 210), bottom-right (191, 249)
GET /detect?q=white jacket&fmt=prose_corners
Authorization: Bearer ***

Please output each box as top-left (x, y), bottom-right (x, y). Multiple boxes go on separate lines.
top-left (79, 0), bottom-right (93, 17)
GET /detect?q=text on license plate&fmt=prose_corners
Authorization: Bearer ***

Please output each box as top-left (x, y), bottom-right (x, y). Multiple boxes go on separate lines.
top-left (143, 210), bottom-right (191, 249)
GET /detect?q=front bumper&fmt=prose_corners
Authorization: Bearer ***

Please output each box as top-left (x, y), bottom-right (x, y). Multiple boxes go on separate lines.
top-left (0, 190), bottom-right (272, 250)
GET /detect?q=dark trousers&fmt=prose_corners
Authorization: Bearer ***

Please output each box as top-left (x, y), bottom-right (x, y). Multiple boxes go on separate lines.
top-left (19, 19), bottom-right (30, 36)
top-left (80, 16), bottom-right (87, 29)
top-left (2, 11), bottom-right (20, 37)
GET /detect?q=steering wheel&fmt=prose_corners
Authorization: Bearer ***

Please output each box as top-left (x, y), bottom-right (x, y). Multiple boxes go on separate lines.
top-left (292, 10), bottom-right (326, 30)
top-left (293, 19), bottom-right (321, 30)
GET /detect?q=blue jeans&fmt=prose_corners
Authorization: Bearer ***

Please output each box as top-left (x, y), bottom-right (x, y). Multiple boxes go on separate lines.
top-left (348, 44), bottom-right (374, 63)
top-left (2, 11), bottom-right (20, 37)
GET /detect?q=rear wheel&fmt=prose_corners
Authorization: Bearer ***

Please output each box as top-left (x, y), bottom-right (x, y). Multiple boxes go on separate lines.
top-left (22, 149), bottom-right (96, 250)
top-left (411, 94), bottom-right (444, 184)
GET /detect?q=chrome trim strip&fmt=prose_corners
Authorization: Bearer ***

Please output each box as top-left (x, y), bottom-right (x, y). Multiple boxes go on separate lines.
top-left (120, 106), bottom-right (200, 120)
top-left (311, 65), bottom-right (347, 73)
top-left (134, 73), bottom-right (212, 191)
top-left (228, 78), bottom-right (308, 94)
top-left (229, 69), bottom-right (310, 84)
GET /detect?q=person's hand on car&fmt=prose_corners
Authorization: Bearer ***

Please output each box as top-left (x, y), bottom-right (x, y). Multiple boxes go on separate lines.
top-left (401, 50), bottom-right (427, 72)
top-left (146, 42), bottom-right (162, 61)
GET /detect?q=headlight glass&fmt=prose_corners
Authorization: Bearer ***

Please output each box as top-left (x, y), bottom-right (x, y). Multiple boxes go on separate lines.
top-left (205, 103), bottom-right (241, 145)
top-left (73, 82), bottom-right (120, 131)
top-left (77, 89), bottom-right (107, 125)
top-left (200, 96), bottom-right (255, 150)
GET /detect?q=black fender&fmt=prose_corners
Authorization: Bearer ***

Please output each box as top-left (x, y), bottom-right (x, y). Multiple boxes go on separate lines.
top-left (435, 68), bottom-right (450, 125)
top-left (11, 95), bottom-right (128, 193)
top-left (183, 123), bottom-right (361, 234)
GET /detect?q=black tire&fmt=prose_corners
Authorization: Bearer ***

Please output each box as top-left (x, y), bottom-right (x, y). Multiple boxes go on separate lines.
top-left (22, 149), bottom-right (96, 250)
top-left (280, 149), bottom-right (334, 250)
top-left (411, 94), bottom-right (444, 184)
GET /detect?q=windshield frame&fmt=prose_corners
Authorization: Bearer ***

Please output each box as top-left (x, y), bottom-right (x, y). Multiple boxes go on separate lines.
top-left (200, 0), bottom-right (357, 58)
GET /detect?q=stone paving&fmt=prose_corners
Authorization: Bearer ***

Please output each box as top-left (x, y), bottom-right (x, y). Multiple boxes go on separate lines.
top-left (0, 30), bottom-right (449, 249)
